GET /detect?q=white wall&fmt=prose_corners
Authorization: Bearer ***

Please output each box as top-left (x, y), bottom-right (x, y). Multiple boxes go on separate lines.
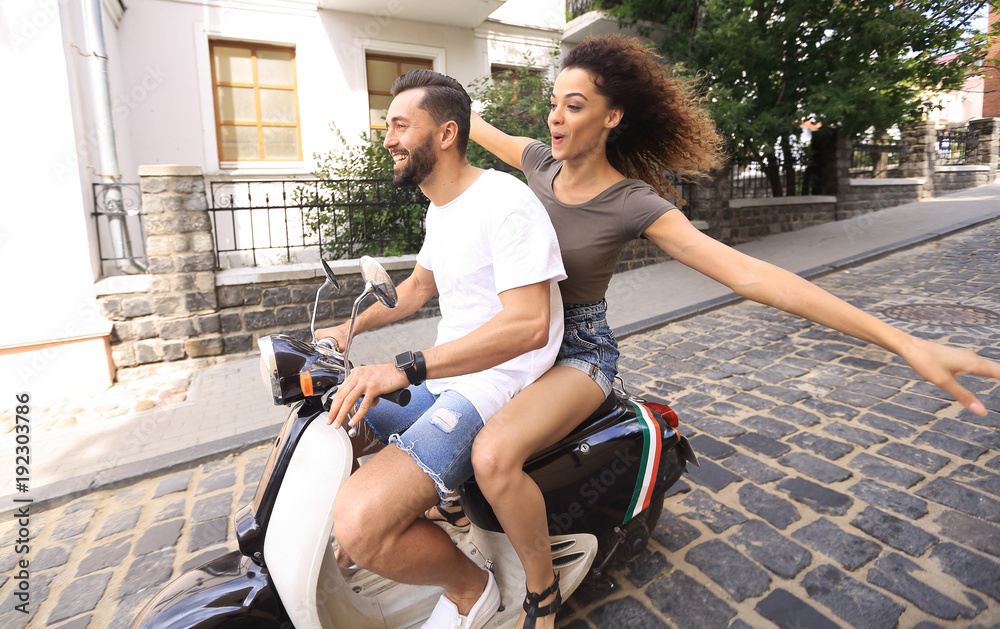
top-left (0, 0), bottom-right (114, 401)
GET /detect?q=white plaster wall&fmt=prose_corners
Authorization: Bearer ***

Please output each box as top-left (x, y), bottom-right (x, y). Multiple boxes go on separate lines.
top-left (0, 0), bottom-right (114, 400)
top-left (489, 0), bottom-right (565, 30)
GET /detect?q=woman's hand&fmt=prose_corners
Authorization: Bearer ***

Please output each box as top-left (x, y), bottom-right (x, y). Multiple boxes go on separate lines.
top-left (897, 338), bottom-right (1000, 416)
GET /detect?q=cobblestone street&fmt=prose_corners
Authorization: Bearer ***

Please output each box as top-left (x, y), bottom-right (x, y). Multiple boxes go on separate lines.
top-left (2, 219), bottom-right (999, 628)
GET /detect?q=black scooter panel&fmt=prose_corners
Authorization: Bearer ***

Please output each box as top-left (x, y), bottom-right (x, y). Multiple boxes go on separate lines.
top-left (130, 551), bottom-right (288, 628)
top-left (460, 396), bottom-right (686, 539)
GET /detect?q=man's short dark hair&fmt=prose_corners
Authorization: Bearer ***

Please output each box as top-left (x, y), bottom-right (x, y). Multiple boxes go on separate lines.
top-left (391, 70), bottom-right (472, 155)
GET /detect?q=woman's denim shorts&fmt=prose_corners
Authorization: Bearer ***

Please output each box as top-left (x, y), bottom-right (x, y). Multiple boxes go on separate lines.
top-left (555, 299), bottom-right (619, 397)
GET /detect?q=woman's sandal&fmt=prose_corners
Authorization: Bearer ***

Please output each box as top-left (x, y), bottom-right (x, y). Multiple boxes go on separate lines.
top-left (522, 572), bottom-right (561, 629)
top-left (423, 503), bottom-right (471, 531)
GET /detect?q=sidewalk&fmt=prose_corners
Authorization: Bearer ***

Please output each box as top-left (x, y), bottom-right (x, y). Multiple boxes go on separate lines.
top-left (3, 182), bottom-right (999, 514)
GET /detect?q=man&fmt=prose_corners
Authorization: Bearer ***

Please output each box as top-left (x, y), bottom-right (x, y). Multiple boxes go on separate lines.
top-left (317, 70), bottom-right (565, 629)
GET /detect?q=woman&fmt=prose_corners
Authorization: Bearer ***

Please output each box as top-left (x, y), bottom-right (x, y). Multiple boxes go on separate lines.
top-left (462, 34), bottom-right (1000, 629)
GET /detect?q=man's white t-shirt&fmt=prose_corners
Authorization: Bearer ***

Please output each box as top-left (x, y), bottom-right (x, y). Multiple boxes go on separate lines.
top-left (416, 169), bottom-right (566, 422)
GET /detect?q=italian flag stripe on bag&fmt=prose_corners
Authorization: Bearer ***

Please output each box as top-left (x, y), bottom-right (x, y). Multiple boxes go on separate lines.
top-left (626, 402), bottom-right (662, 521)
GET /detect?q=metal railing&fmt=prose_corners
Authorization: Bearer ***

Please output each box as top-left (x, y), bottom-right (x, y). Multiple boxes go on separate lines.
top-left (936, 128), bottom-right (979, 165)
top-left (92, 183), bottom-right (148, 276)
top-left (850, 141), bottom-right (904, 178)
top-left (207, 179), bottom-right (426, 269)
top-left (730, 153), bottom-right (814, 199)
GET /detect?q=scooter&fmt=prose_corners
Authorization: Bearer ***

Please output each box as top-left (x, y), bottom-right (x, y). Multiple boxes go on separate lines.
top-left (131, 256), bottom-right (698, 629)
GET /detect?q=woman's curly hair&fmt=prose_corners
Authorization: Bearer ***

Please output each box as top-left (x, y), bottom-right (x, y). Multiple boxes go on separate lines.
top-left (563, 35), bottom-right (726, 201)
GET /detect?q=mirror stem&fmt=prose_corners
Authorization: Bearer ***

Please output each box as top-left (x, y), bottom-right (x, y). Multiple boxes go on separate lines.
top-left (310, 279), bottom-right (331, 343)
top-left (342, 284), bottom-right (374, 377)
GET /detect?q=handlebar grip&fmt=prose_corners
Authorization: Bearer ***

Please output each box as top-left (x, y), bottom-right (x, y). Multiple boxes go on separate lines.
top-left (379, 388), bottom-right (411, 407)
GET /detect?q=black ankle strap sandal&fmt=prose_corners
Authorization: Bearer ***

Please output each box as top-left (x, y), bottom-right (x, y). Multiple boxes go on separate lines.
top-left (522, 572), bottom-right (561, 629)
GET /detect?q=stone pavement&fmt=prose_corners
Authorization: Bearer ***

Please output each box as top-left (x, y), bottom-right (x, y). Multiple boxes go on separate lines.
top-left (1, 216), bottom-right (999, 627)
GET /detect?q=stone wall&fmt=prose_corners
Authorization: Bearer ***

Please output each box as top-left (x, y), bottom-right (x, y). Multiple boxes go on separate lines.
top-left (718, 197), bottom-right (837, 245)
top-left (933, 166), bottom-right (995, 195)
top-left (837, 179), bottom-right (922, 220)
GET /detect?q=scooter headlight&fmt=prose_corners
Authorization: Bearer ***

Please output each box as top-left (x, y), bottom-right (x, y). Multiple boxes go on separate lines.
top-left (257, 334), bottom-right (347, 406)
top-left (258, 336), bottom-right (281, 404)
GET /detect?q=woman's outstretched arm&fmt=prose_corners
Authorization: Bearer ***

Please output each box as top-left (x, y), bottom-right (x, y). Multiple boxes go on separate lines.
top-left (643, 210), bottom-right (1000, 416)
top-left (469, 111), bottom-right (536, 171)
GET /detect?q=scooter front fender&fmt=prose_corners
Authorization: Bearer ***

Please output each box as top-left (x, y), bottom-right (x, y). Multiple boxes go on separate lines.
top-left (130, 550), bottom-right (287, 628)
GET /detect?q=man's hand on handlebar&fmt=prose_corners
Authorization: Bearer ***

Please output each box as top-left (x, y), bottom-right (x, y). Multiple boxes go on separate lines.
top-left (327, 363), bottom-right (409, 430)
top-left (316, 324), bottom-right (349, 352)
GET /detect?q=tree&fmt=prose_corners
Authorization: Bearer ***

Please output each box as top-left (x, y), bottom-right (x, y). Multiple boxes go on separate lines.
top-left (607, 0), bottom-right (995, 194)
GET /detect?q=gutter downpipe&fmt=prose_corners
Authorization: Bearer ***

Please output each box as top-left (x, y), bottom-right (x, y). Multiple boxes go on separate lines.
top-left (81, 0), bottom-right (146, 275)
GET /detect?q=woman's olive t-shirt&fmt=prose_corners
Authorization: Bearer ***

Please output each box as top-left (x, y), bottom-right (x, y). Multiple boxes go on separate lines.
top-left (521, 141), bottom-right (676, 304)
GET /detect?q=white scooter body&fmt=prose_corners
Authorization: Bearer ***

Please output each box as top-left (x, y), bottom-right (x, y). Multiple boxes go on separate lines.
top-left (264, 412), bottom-right (598, 629)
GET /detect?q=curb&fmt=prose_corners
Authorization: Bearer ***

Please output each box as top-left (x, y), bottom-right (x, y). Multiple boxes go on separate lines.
top-left (7, 209), bottom-right (1000, 516)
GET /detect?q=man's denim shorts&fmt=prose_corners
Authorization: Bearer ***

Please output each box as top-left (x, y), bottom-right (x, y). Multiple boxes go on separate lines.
top-left (362, 384), bottom-right (483, 503)
top-left (555, 299), bottom-right (620, 397)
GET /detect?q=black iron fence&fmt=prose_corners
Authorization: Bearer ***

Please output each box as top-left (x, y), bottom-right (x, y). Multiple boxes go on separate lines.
top-left (207, 178), bottom-right (426, 269)
top-left (92, 183), bottom-right (148, 276)
top-left (936, 128), bottom-right (979, 165)
top-left (730, 152), bottom-right (814, 199)
top-left (850, 141), bottom-right (904, 178)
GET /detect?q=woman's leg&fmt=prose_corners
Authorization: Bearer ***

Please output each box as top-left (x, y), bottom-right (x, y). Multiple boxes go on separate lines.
top-left (471, 366), bottom-right (606, 629)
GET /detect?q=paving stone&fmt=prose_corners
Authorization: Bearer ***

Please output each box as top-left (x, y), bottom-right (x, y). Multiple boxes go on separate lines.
top-left (932, 418), bottom-right (1000, 449)
top-left (846, 381), bottom-right (898, 399)
top-left (120, 549), bottom-right (176, 598)
top-left (77, 536), bottom-right (131, 577)
top-left (624, 549), bottom-right (672, 587)
top-left (34, 544), bottom-right (72, 571)
top-left (154, 499), bottom-right (185, 522)
top-left (721, 453), bottom-right (787, 484)
top-left (777, 477), bottom-right (853, 516)
top-left (152, 471), bottom-right (193, 498)
top-left (933, 511), bottom-right (1000, 557)
top-left (930, 542), bottom-right (1000, 602)
top-left (848, 453), bottom-right (925, 489)
top-left (875, 442), bottom-right (950, 473)
top-left (109, 590), bottom-right (156, 629)
top-left (196, 468), bottom-right (238, 495)
top-left (850, 506), bottom-right (938, 556)
top-left (647, 570), bottom-right (737, 629)
top-left (914, 431), bottom-right (988, 460)
top-left (871, 402), bottom-right (936, 426)
top-left (189, 517), bottom-right (229, 552)
top-left (586, 595), bottom-right (666, 629)
top-left (916, 478), bottom-right (1000, 523)
top-left (827, 388), bottom-right (881, 408)
top-left (728, 519), bottom-right (812, 579)
top-left (191, 493), bottom-right (233, 523)
top-left (51, 509), bottom-right (95, 541)
top-left (792, 518), bottom-right (882, 570)
top-left (731, 432), bottom-right (791, 458)
top-left (948, 464), bottom-right (1000, 498)
top-left (755, 588), bottom-right (841, 629)
top-left (803, 398), bottom-right (860, 420)
top-left (756, 385), bottom-right (811, 404)
top-left (134, 519), bottom-right (184, 557)
top-left (677, 391), bottom-right (714, 409)
top-left (823, 422), bottom-right (887, 447)
top-left (684, 458), bottom-right (743, 492)
top-left (770, 405), bottom-right (821, 427)
top-left (802, 564), bottom-right (905, 629)
top-left (705, 400), bottom-right (747, 417)
top-left (96, 506), bottom-right (142, 540)
top-left (742, 415), bottom-right (797, 438)
top-left (867, 552), bottom-right (986, 620)
top-left (779, 452), bottom-right (852, 483)
top-left (892, 392), bottom-right (952, 413)
top-left (53, 615), bottom-right (93, 629)
top-left (840, 356), bottom-right (887, 371)
top-left (48, 571), bottom-right (112, 624)
top-left (679, 489), bottom-right (748, 533)
top-left (738, 484), bottom-right (801, 530)
top-left (848, 479), bottom-right (929, 520)
top-left (985, 455), bottom-right (1000, 472)
top-left (728, 392), bottom-right (776, 410)
top-left (686, 415), bottom-right (746, 438)
top-left (685, 539), bottom-right (770, 602)
top-left (686, 434), bottom-right (735, 460)
top-left (856, 413), bottom-right (918, 439)
top-left (786, 432), bottom-right (853, 460)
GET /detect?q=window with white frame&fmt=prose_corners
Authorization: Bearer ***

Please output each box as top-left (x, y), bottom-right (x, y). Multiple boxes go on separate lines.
top-left (210, 41), bottom-right (303, 162)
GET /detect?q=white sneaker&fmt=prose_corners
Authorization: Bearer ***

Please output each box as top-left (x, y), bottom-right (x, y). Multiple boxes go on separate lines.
top-left (421, 570), bottom-right (501, 629)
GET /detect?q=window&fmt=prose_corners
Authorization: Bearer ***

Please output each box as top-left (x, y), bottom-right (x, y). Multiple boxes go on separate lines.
top-left (210, 41), bottom-right (302, 162)
top-left (366, 53), bottom-right (433, 133)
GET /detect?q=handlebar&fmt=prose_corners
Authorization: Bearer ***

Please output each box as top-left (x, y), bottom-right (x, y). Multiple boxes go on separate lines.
top-left (379, 388), bottom-right (410, 407)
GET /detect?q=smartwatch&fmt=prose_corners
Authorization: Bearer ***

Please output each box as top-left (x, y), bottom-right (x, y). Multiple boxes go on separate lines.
top-left (394, 350), bottom-right (426, 386)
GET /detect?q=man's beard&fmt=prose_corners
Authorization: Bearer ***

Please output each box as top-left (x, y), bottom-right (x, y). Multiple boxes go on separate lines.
top-left (392, 135), bottom-right (437, 187)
